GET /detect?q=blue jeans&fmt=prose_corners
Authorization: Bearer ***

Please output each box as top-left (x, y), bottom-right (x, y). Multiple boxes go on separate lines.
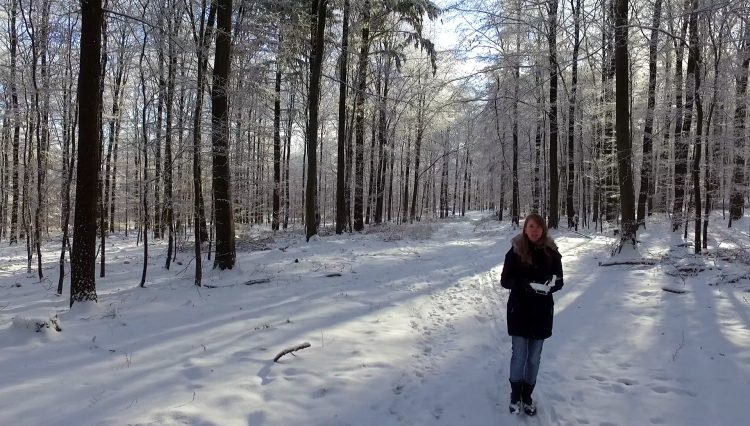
top-left (509, 335), bottom-right (544, 385)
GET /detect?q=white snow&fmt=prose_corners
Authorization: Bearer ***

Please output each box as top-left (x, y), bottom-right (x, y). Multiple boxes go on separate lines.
top-left (0, 212), bottom-right (748, 426)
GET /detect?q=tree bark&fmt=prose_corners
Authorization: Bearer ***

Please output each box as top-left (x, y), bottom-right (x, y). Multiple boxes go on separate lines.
top-left (191, 0), bottom-right (214, 243)
top-left (512, 30), bottom-right (520, 226)
top-left (9, 0), bottom-right (20, 245)
top-left (614, 0), bottom-right (636, 246)
top-left (729, 21), bottom-right (750, 222)
top-left (410, 91), bottom-right (425, 222)
top-left (637, 0), bottom-right (662, 227)
top-left (336, 0), bottom-right (350, 233)
top-left (71, 0), bottom-right (103, 307)
top-left (566, 0), bottom-right (581, 228)
top-left (138, 20), bottom-right (149, 288)
top-left (58, 16), bottom-right (77, 294)
top-left (284, 92), bottom-right (294, 229)
top-left (353, 0), bottom-right (370, 231)
top-left (547, 0), bottom-right (559, 228)
top-left (689, 0), bottom-right (702, 253)
top-left (305, 0), bottom-right (328, 240)
top-left (212, 0), bottom-right (235, 267)
top-left (164, 2), bottom-right (177, 269)
top-left (374, 45), bottom-right (390, 224)
top-left (272, 33), bottom-right (282, 231)
top-left (533, 67), bottom-right (543, 214)
top-left (671, 0), bottom-right (691, 231)
top-left (703, 16), bottom-right (728, 247)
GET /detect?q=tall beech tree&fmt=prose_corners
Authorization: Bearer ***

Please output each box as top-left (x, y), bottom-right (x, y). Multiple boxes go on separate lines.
top-left (729, 20), bottom-right (749, 223)
top-left (212, 0), bottom-right (236, 268)
top-left (547, 0), bottom-right (560, 228)
top-left (305, 0), bottom-right (328, 240)
top-left (336, 0), bottom-right (350, 234)
top-left (637, 0), bottom-right (662, 228)
top-left (70, 0), bottom-right (103, 307)
top-left (614, 0), bottom-right (636, 248)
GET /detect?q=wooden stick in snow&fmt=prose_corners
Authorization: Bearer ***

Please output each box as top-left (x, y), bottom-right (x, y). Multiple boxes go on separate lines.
top-left (274, 342), bottom-right (311, 362)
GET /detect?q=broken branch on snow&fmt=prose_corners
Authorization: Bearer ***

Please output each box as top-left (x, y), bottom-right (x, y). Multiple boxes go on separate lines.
top-left (599, 259), bottom-right (659, 267)
top-left (274, 342), bottom-right (311, 362)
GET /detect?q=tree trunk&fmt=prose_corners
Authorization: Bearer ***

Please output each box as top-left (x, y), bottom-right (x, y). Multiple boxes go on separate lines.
top-left (547, 0), bottom-right (560, 228)
top-left (461, 149), bottom-right (469, 216)
top-left (9, 0), bottom-right (20, 245)
top-left (352, 0), bottom-right (370, 231)
top-left (387, 140), bottom-right (395, 221)
top-left (335, 0), bottom-right (350, 233)
top-left (0, 115), bottom-right (7, 241)
top-left (402, 132), bottom-right (411, 223)
top-left (191, 0), bottom-right (214, 243)
top-left (452, 145), bottom-right (459, 216)
top-left (512, 33), bottom-right (520, 226)
top-left (97, 19), bottom-right (109, 278)
top-left (375, 44), bottom-right (390, 224)
top-left (284, 92), bottom-right (294, 229)
top-left (614, 0), bottom-right (636, 247)
top-left (58, 18), bottom-right (77, 294)
top-left (703, 16), bottom-right (728, 247)
top-left (671, 0), bottom-right (691, 231)
top-left (602, 2), bottom-right (616, 223)
top-left (410, 91), bottom-right (425, 223)
top-left (164, 3), bottom-right (177, 269)
top-left (272, 35), bottom-right (282, 231)
top-left (102, 30), bottom-right (126, 273)
top-left (533, 67), bottom-right (543, 214)
top-left (71, 0), bottom-right (103, 307)
top-left (305, 0), bottom-right (328, 240)
top-left (637, 0), bottom-right (662, 227)
top-left (139, 22), bottom-right (149, 288)
top-left (154, 12), bottom-right (165, 240)
top-left (689, 0), bottom-right (702, 253)
top-left (366, 87), bottom-right (378, 225)
top-left (566, 0), bottom-right (581, 228)
top-left (729, 21), bottom-right (750, 223)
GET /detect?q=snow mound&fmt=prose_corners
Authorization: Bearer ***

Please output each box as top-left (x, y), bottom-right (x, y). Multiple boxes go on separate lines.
top-left (10, 314), bottom-right (62, 333)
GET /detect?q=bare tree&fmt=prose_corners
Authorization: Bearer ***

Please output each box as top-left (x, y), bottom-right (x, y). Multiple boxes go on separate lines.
top-left (729, 20), bottom-right (749, 223)
top-left (336, 0), bottom-right (350, 234)
top-left (9, 0), bottom-right (20, 245)
top-left (212, 0), bottom-right (236, 268)
top-left (637, 0), bottom-right (662, 228)
top-left (305, 0), bottom-right (328, 240)
top-left (70, 0), bottom-right (103, 307)
top-left (566, 0), bottom-right (581, 228)
top-left (547, 0), bottom-right (560, 228)
top-left (689, 0), bottom-right (702, 253)
top-left (614, 0), bottom-right (636, 248)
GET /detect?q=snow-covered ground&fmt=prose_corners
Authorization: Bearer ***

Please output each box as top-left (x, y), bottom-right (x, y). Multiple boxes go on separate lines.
top-left (0, 211), bottom-right (748, 426)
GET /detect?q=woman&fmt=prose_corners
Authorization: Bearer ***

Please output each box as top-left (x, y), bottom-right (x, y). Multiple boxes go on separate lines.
top-left (500, 213), bottom-right (564, 416)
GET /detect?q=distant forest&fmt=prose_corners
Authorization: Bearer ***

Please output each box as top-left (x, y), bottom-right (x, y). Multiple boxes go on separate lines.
top-left (0, 0), bottom-right (747, 303)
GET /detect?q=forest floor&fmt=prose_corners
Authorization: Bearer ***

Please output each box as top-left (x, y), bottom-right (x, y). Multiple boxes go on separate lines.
top-left (0, 210), bottom-right (748, 425)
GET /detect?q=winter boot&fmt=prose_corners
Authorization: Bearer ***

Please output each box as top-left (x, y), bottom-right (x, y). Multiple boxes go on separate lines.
top-left (521, 382), bottom-right (536, 416)
top-left (509, 381), bottom-right (523, 414)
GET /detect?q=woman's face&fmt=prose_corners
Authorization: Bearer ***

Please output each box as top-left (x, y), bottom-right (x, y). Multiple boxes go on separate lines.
top-left (524, 219), bottom-right (544, 243)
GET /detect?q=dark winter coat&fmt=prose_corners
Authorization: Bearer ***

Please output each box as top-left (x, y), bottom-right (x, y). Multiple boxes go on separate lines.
top-left (500, 237), bottom-right (564, 339)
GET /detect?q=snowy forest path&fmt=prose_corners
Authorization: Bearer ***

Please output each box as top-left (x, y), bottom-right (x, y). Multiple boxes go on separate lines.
top-left (379, 213), bottom-right (604, 425)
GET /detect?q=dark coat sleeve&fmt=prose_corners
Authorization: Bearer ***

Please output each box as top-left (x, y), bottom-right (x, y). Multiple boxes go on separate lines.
top-left (550, 250), bottom-right (565, 293)
top-left (500, 248), bottom-right (525, 290)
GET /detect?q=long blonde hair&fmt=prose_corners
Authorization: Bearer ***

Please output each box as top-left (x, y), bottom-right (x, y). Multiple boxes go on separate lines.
top-left (512, 213), bottom-right (558, 265)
